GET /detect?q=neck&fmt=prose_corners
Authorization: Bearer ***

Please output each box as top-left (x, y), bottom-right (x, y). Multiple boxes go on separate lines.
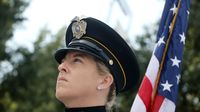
top-left (63, 92), bottom-right (107, 108)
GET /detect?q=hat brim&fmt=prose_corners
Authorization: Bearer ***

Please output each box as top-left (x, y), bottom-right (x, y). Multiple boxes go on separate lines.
top-left (55, 47), bottom-right (104, 64)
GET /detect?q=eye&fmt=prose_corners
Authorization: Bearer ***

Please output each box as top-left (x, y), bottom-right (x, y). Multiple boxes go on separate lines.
top-left (73, 57), bottom-right (82, 63)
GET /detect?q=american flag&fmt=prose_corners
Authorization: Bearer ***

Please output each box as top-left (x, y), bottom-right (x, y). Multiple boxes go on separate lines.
top-left (131, 0), bottom-right (190, 112)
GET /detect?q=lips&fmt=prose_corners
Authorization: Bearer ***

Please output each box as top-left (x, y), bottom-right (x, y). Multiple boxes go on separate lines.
top-left (58, 76), bottom-right (68, 82)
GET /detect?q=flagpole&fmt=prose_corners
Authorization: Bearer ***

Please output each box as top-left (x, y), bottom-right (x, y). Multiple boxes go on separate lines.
top-left (150, 0), bottom-right (182, 110)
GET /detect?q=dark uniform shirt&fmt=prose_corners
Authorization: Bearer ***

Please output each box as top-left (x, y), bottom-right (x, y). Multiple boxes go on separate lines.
top-left (65, 106), bottom-right (106, 112)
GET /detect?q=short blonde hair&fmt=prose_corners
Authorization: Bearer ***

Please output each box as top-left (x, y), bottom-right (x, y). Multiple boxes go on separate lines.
top-left (95, 58), bottom-right (116, 111)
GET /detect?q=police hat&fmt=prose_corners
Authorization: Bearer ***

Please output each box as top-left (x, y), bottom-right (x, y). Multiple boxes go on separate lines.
top-left (54, 16), bottom-right (140, 93)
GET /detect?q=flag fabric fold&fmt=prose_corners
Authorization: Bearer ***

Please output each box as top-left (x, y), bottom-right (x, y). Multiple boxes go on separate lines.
top-left (131, 0), bottom-right (190, 112)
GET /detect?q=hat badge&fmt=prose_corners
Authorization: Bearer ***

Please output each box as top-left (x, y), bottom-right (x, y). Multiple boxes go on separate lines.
top-left (72, 17), bottom-right (87, 39)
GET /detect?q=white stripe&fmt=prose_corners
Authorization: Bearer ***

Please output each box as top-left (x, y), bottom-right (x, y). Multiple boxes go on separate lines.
top-left (146, 54), bottom-right (159, 88)
top-left (130, 94), bottom-right (146, 112)
top-left (159, 98), bottom-right (176, 112)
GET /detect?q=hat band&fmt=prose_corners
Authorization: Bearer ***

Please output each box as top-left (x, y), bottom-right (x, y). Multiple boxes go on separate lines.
top-left (68, 39), bottom-right (110, 62)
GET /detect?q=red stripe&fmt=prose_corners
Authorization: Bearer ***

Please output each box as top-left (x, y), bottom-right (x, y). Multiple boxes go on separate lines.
top-left (151, 95), bottom-right (164, 112)
top-left (138, 75), bottom-right (153, 111)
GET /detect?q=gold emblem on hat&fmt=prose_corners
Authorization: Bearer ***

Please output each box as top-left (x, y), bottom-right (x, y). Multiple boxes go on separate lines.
top-left (71, 17), bottom-right (87, 39)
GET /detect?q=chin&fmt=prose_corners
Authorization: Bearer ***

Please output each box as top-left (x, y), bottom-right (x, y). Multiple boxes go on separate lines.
top-left (56, 88), bottom-right (67, 100)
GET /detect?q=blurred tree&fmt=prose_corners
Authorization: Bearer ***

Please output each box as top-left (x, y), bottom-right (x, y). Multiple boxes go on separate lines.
top-left (0, 26), bottom-right (66, 111)
top-left (0, 0), bottom-right (28, 61)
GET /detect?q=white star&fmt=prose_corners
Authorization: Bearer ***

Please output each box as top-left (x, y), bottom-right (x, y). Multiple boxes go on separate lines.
top-left (176, 74), bottom-right (181, 84)
top-left (179, 32), bottom-right (186, 44)
top-left (157, 36), bottom-right (165, 46)
top-left (187, 10), bottom-right (190, 15)
top-left (161, 80), bottom-right (173, 92)
top-left (170, 56), bottom-right (181, 68)
top-left (170, 4), bottom-right (177, 15)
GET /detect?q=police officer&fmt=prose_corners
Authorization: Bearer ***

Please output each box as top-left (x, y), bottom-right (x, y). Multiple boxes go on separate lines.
top-left (54, 16), bottom-right (140, 112)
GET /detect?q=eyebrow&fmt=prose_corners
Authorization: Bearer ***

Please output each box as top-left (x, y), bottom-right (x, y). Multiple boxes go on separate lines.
top-left (72, 52), bottom-right (87, 58)
top-left (62, 52), bottom-right (86, 62)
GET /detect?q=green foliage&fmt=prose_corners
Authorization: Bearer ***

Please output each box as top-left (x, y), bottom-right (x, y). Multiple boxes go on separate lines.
top-left (0, 0), bottom-right (28, 60)
top-left (0, 26), bottom-right (66, 111)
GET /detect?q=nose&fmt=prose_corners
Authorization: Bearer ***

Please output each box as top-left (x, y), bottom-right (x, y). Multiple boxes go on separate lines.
top-left (58, 61), bottom-right (68, 73)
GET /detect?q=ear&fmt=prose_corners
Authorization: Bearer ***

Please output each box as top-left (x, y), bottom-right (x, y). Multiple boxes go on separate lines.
top-left (97, 74), bottom-right (114, 90)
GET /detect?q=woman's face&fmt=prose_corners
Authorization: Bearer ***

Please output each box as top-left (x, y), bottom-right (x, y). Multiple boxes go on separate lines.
top-left (55, 51), bottom-right (103, 104)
